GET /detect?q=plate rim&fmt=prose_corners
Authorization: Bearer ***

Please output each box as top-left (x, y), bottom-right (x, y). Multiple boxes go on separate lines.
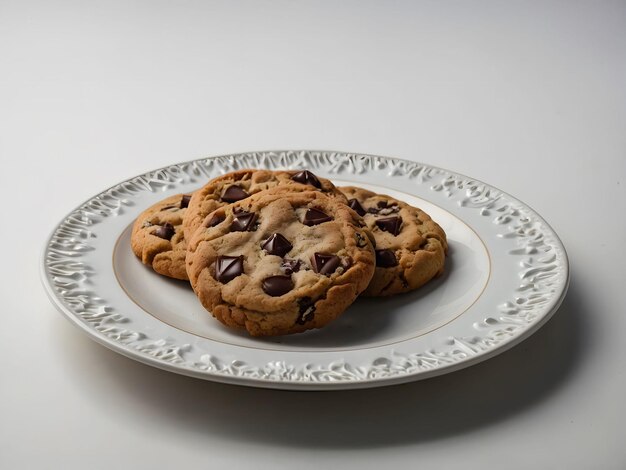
top-left (41, 149), bottom-right (570, 390)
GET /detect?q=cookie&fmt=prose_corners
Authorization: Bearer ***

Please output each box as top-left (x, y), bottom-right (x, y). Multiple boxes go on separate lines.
top-left (186, 189), bottom-right (376, 336)
top-left (183, 169), bottom-right (346, 240)
top-left (339, 186), bottom-right (447, 296)
top-left (131, 193), bottom-right (192, 280)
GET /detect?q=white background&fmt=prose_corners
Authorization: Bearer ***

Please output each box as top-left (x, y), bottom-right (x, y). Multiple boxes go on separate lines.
top-left (1, 1), bottom-right (625, 468)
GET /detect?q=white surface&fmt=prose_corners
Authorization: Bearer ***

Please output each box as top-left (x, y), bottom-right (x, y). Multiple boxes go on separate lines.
top-left (0, 0), bottom-right (624, 468)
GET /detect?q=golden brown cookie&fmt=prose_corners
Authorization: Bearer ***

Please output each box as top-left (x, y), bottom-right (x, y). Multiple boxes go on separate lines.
top-left (339, 186), bottom-right (447, 296)
top-left (130, 193), bottom-right (192, 280)
top-left (186, 190), bottom-right (375, 336)
top-left (183, 169), bottom-right (346, 240)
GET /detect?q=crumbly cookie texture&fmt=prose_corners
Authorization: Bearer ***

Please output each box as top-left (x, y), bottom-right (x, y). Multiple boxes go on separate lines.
top-left (130, 193), bottom-right (192, 280)
top-left (339, 186), bottom-right (447, 296)
top-left (186, 190), bottom-right (375, 336)
top-left (183, 169), bottom-right (347, 239)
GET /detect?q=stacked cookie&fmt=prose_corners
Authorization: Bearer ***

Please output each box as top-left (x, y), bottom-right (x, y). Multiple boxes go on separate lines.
top-left (131, 169), bottom-right (447, 336)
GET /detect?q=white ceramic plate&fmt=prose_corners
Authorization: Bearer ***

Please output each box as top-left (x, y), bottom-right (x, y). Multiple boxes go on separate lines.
top-left (41, 150), bottom-right (569, 390)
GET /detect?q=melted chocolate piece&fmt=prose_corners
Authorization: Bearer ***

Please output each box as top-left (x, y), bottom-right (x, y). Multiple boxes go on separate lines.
top-left (281, 258), bottom-right (304, 275)
top-left (154, 223), bottom-right (175, 240)
top-left (291, 170), bottom-right (321, 188)
top-left (262, 233), bottom-right (292, 257)
top-left (302, 208), bottom-right (332, 226)
top-left (355, 232), bottom-right (369, 248)
top-left (311, 253), bottom-right (341, 275)
top-left (180, 194), bottom-right (192, 208)
top-left (348, 198), bottom-right (366, 216)
top-left (375, 249), bottom-right (398, 267)
top-left (378, 206), bottom-right (400, 215)
top-left (205, 213), bottom-right (225, 227)
top-left (214, 255), bottom-right (244, 283)
top-left (262, 275), bottom-right (294, 297)
top-left (221, 185), bottom-right (249, 203)
top-left (296, 297), bottom-right (315, 324)
top-left (339, 257), bottom-right (352, 272)
top-left (375, 216), bottom-right (402, 235)
top-left (230, 211), bottom-right (257, 232)
top-left (375, 200), bottom-right (399, 215)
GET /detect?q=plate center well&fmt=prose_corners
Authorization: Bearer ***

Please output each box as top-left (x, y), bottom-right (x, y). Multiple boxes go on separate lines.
top-left (113, 184), bottom-right (490, 352)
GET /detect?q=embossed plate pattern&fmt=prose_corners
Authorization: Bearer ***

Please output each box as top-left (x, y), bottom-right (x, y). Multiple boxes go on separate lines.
top-left (41, 150), bottom-right (569, 390)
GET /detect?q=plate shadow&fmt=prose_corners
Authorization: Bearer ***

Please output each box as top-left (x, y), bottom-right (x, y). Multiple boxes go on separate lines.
top-left (53, 275), bottom-right (587, 448)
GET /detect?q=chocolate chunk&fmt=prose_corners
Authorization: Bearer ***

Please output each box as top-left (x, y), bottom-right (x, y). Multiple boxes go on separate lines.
top-left (375, 216), bottom-right (402, 235)
top-left (205, 213), bottom-right (225, 227)
top-left (154, 223), bottom-right (175, 240)
top-left (291, 170), bottom-right (321, 188)
top-left (375, 249), bottom-right (398, 267)
top-left (262, 233), bottom-right (292, 257)
top-left (376, 200), bottom-right (399, 215)
top-left (348, 198), bottom-right (366, 216)
top-left (303, 208), bottom-right (332, 226)
top-left (311, 252), bottom-right (341, 275)
top-left (221, 185), bottom-right (249, 203)
top-left (379, 206), bottom-right (400, 215)
top-left (180, 194), bottom-right (192, 208)
top-left (214, 255), bottom-right (244, 283)
top-left (281, 258), bottom-right (304, 275)
top-left (262, 275), bottom-right (294, 297)
top-left (366, 207), bottom-right (379, 214)
top-left (296, 297), bottom-right (315, 324)
top-left (355, 233), bottom-right (367, 247)
top-left (231, 211), bottom-right (257, 232)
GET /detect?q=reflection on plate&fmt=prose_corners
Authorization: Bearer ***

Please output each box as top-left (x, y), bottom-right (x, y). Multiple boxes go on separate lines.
top-left (41, 151), bottom-right (568, 390)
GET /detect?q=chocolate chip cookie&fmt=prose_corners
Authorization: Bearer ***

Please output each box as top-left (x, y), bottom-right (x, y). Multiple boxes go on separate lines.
top-left (183, 169), bottom-right (346, 240)
top-left (131, 193), bottom-right (192, 280)
top-left (186, 189), bottom-right (376, 336)
top-left (339, 186), bottom-right (447, 296)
